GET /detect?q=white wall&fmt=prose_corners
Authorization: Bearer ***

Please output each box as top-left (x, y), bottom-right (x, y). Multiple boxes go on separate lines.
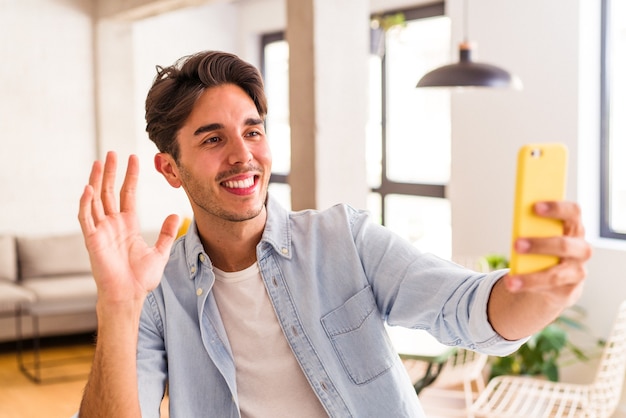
top-left (0, 0), bottom-right (97, 236)
top-left (449, 0), bottom-right (580, 259)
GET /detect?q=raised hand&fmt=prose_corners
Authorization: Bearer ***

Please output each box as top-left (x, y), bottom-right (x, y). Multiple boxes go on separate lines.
top-left (78, 151), bottom-right (179, 305)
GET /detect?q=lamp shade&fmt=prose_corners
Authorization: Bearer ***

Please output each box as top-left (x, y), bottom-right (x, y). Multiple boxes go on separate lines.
top-left (417, 42), bottom-right (522, 89)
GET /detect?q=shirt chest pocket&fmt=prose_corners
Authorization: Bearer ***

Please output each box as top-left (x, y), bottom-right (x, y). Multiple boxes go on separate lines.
top-left (321, 286), bottom-right (395, 385)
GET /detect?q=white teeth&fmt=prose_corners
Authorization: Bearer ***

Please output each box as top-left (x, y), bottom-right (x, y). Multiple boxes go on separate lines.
top-left (223, 177), bottom-right (254, 189)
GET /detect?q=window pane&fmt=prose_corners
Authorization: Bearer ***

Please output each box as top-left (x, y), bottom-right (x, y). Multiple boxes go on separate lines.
top-left (607, 0), bottom-right (626, 233)
top-left (264, 40), bottom-right (291, 175)
top-left (384, 194), bottom-right (451, 259)
top-left (385, 16), bottom-right (451, 185)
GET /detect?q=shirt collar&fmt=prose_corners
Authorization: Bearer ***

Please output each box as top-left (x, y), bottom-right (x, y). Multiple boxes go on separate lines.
top-left (182, 193), bottom-right (293, 278)
top-left (260, 194), bottom-right (292, 260)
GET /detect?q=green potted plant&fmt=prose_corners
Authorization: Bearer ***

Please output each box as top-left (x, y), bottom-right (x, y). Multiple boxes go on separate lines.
top-left (370, 12), bottom-right (406, 57)
top-left (479, 254), bottom-right (604, 382)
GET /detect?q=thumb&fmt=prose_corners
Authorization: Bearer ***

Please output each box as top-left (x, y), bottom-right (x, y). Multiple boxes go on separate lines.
top-left (154, 214), bottom-right (180, 256)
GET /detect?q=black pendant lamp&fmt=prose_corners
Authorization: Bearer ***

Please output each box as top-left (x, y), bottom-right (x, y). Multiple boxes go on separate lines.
top-left (416, 1), bottom-right (522, 89)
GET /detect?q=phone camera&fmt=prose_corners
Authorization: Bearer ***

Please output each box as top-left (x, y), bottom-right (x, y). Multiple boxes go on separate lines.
top-left (530, 148), bottom-right (542, 158)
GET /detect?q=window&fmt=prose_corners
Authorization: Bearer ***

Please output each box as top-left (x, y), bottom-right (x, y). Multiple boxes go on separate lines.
top-left (260, 3), bottom-right (452, 257)
top-left (368, 5), bottom-right (452, 258)
top-left (261, 32), bottom-right (291, 210)
top-left (601, 0), bottom-right (626, 239)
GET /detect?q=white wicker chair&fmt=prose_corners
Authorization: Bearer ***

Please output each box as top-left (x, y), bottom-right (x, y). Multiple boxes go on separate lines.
top-left (423, 349), bottom-right (489, 415)
top-left (471, 299), bottom-right (626, 418)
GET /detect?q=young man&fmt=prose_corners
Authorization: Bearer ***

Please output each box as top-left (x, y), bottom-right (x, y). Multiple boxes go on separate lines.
top-left (77, 51), bottom-right (591, 417)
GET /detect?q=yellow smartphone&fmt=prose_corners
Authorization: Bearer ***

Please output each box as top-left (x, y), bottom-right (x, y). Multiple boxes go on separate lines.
top-left (510, 143), bottom-right (568, 275)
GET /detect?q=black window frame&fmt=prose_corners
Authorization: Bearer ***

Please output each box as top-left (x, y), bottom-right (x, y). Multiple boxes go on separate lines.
top-left (600, 0), bottom-right (626, 239)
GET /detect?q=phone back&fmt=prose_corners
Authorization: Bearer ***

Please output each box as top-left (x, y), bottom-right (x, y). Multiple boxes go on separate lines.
top-left (510, 143), bottom-right (568, 275)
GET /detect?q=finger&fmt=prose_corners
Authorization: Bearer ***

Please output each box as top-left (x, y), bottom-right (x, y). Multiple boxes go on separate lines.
top-left (563, 215), bottom-right (585, 238)
top-left (535, 201), bottom-right (584, 237)
top-left (101, 151), bottom-right (119, 215)
top-left (78, 184), bottom-right (96, 235)
top-left (120, 155), bottom-right (140, 214)
top-left (153, 214), bottom-right (180, 256)
top-left (87, 160), bottom-right (106, 223)
top-left (505, 261), bottom-right (587, 292)
top-left (515, 236), bottom-right (592, 261)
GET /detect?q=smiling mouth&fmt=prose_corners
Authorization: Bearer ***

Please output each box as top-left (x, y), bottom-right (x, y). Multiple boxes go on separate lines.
top-left (221, 176), bottom-right (257, 190)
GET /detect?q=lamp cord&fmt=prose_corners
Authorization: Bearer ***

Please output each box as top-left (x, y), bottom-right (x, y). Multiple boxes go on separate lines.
top-left (463, 0), bottom-right (469, 43)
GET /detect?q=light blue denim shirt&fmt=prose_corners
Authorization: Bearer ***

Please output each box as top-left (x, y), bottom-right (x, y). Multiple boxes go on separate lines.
top-left (136, 195), bottom-right (524, 417)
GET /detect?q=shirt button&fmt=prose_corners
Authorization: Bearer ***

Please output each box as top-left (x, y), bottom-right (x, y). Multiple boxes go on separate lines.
top-left (196, 288), bottom-right (203, 296)
top-left (281, 247), bottom-right (288, 255)
top-left (199, 254), bottom-right (206, 263)
top-left (190, 265), bottom-right (196, 274)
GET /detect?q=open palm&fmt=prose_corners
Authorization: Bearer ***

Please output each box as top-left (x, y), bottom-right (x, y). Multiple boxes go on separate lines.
top-left (78, 152), bottom-right (179, 304)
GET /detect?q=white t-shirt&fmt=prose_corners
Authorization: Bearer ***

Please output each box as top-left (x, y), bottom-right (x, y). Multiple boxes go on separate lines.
top-left (212, 263), bottom-right (328, 418)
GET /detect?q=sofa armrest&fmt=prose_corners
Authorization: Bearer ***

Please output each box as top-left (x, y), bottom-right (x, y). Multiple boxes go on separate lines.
top-left (0, 235), bottom-right (17, 282)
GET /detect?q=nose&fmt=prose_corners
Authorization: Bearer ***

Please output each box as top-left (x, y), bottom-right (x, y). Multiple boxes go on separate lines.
top-left (227, 136), bottom-right (253, 165)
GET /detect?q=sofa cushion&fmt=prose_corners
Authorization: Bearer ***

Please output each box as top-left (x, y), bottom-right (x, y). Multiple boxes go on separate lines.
top-left (0, 235), bottom-right (17, 282)
top-left (17, 233), bottom-right (91, 280)
top-left (20, 275), bottom-right (97, 315)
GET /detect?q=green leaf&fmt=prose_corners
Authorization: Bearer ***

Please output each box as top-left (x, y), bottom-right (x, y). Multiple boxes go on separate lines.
top-left (556, 315), bottom-right (585, 330)
top-left (536, 325), bottom-right (566, 352)
top-left (565, 341), bottom-right (590, 362)
top-left (479, 254), bottom-right (509, 270)
top-left (542, 361), bottom-right (559, 382)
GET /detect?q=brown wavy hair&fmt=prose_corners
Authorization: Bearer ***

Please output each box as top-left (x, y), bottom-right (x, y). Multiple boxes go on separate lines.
top-left (145, 50), bottom-right (268, 162)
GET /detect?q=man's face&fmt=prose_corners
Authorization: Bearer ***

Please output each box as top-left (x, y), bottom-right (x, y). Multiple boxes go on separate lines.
top-left (172, 83), bottom-right (272, 223)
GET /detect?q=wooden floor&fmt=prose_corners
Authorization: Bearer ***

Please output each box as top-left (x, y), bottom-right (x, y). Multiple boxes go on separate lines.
top-left (0, 335), bottom-right (94, 418)
top-left (2, 336), bottom-right (626, 418)
top-left (0, 334), bottom-right (171, 418)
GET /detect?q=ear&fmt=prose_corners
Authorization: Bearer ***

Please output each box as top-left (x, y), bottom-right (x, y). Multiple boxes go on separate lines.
top-left (154, 153), bottom-right (183, 188)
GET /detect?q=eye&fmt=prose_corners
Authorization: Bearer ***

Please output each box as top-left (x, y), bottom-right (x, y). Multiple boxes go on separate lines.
top-left (246, 129), bottom-right (264, 139)
top-left (202, 136), bottom-right (221, 145)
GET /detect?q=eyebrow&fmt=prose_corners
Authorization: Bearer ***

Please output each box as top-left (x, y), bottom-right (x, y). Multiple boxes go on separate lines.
top-left (193, 118), bottom-right (264, 136)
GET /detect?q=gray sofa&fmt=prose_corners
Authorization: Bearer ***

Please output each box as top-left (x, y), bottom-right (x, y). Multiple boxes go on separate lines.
top-left (1, 229), bottom-right (161, 343)
top-left (0, 232), bottom-right (98, 343)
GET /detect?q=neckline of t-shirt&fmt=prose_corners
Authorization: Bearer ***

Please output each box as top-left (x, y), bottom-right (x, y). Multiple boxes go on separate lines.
top-left (213, 262), bottom-right (260, 283)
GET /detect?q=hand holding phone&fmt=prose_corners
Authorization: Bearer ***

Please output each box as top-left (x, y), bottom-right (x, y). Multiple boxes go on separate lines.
top-left (510, 143), bottom-right (568, 275)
